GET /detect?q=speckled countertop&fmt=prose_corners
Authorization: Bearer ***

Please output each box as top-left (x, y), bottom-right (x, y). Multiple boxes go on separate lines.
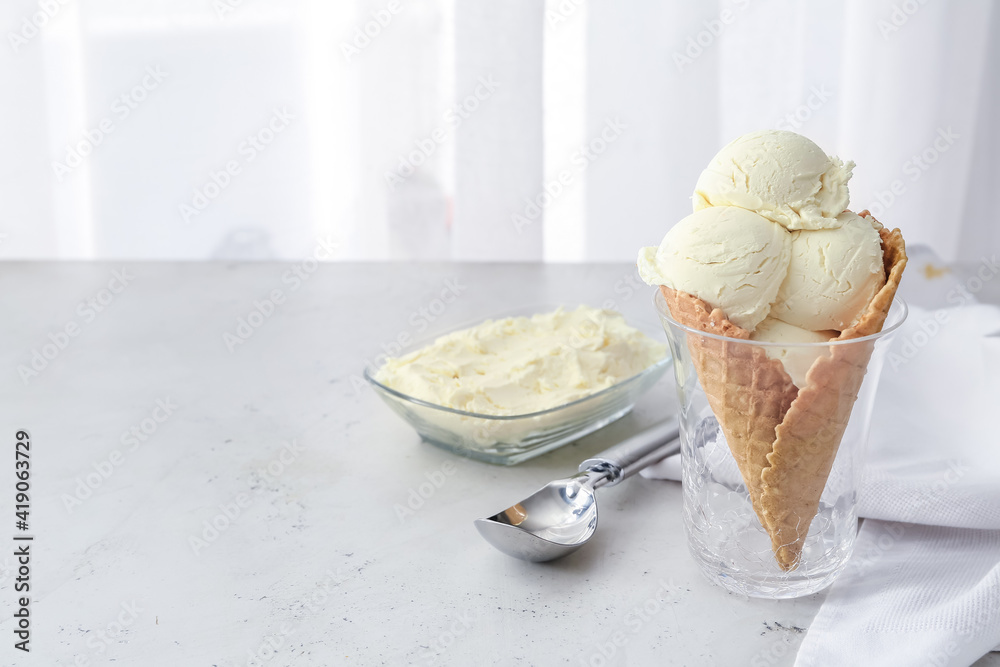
top-left (2, 259), bottom-right (997, 666)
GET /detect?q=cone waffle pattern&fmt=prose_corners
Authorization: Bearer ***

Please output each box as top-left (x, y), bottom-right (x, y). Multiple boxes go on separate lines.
top-left (660, 287), bottom-right (797, 526)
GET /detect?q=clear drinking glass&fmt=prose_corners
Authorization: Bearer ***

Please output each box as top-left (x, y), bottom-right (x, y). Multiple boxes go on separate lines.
top-left (654, 290), bottom-right (907, 598)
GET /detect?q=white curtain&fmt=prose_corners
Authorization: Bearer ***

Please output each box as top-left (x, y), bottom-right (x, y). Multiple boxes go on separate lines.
top-left (2, 0), bottom-right (997, 262)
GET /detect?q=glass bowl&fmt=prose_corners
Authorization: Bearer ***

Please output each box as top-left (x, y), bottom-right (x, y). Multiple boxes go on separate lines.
top-left (364, 306), bottom-right (671, 465)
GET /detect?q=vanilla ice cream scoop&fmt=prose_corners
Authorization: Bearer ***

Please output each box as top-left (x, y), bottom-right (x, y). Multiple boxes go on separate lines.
top-left (638, 206), bottom-right (791, 331)
top-left (693, 130), bottom-right (854, 231)
top-left (750, 317), bottom-right (837, 387)
top-left (770, 211), bottom-right (886, 331)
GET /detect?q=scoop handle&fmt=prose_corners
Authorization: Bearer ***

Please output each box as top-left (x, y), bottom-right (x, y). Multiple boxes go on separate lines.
top-left (578, 418), bottom-right (680, 488)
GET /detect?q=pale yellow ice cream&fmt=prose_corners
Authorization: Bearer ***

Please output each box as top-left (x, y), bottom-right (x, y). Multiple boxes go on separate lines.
top-left (637, 206), bottom-right (791, 331)
top-left (640, 130), bottom-right (886, 386)
top-left (750, 317), bottom-right (837, 387)
top-left (374, 306), bottom-right (666, 416)
top-left (770, 211), bottom-right (886, 331)
top-left (693, 130), bottom-right (854, 231)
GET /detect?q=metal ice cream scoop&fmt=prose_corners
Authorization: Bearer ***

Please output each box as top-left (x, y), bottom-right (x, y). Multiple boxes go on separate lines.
top-left (474, 418), bottom-right (680, 562)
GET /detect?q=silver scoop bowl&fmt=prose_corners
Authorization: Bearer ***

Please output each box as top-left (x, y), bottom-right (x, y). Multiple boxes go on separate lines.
top-left (474, 418), bottom-right (680, 562)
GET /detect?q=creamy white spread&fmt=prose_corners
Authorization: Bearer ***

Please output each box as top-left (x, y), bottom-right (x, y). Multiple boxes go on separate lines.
top-left (374, 306), bottom-right (666, 416)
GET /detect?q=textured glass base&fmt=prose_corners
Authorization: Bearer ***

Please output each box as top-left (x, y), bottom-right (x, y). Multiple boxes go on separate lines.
top-left (367, 357), bottom-right (667, 466)
top-left (420, 405), bottom-right (633, 465)
top-left (683, 417), bottom-right (856, 599)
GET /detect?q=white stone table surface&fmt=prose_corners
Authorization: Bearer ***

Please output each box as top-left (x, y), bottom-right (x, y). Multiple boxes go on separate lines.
top-left (1, 260), bottom-right (997, 667)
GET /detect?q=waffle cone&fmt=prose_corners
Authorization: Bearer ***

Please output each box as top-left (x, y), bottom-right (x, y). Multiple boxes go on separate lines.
top-left (662, 217), bottom-right (907, 571)
top-left (660, 287), bottom-right (797, 527)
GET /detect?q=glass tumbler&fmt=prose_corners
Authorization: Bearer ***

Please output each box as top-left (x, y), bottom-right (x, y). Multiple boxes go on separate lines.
top-left (654, 290), bottom-right (907, 598)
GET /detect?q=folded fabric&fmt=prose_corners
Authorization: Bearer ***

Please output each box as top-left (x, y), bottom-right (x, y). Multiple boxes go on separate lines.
top-left (859, 301), bottom-right (1000, 529)
top-left (794, 524), bottom-right (1000, 667)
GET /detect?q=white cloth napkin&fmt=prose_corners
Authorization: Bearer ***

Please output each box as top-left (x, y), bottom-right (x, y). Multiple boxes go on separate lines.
top-left (795, 523), bottom-right (1000, 667)
top-left (641, 246), bottom-right (1000, 666)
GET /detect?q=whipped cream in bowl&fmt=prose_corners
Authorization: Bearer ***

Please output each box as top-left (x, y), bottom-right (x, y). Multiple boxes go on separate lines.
top-left (365, 305), bottom-right (669, 465)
